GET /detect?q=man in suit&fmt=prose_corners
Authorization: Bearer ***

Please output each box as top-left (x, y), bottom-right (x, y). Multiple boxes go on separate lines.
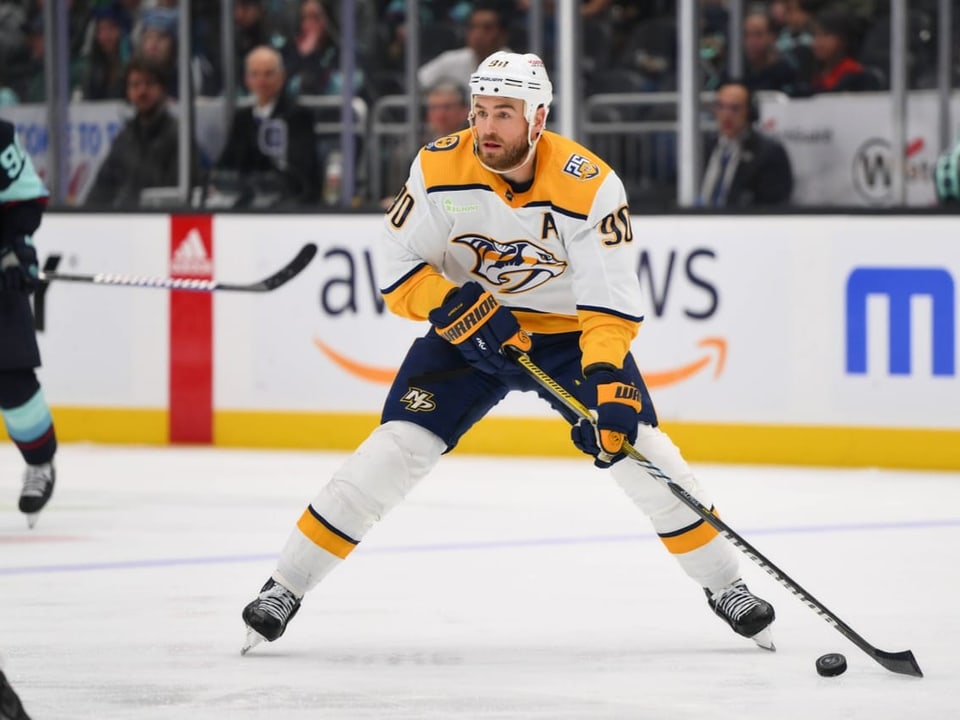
top-left (214, 45), bottom-right (319, 206)
top-left (699, 80), bottom-right (793, 207)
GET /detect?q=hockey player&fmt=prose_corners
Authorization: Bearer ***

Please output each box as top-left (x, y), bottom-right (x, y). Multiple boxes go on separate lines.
top-left (242, 52), bottom-right (775, 654)
top-left (0, 119), bottom-right (57, 529)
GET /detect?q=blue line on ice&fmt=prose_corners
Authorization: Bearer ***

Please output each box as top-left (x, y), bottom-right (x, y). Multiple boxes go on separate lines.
top-left (1, 517), bottom-right (957, 575)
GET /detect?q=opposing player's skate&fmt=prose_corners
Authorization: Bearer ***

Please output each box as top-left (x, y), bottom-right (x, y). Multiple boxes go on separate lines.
top-left (18, 463), bottom-right (55, 529)
top-left (706, 579), bottom-right (776, 651)
top-left (0, 667), bottom-right (32, 720)
top-left (240, 578), bottom-right (301, 655)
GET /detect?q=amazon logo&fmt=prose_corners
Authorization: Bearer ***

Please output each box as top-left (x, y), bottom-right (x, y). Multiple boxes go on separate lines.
top-left (312, 244), bottom-right (726, 390)
top-left (314, 336), bottom-right (727, 389)
top-left (453, 234), bottom-right (567, 293)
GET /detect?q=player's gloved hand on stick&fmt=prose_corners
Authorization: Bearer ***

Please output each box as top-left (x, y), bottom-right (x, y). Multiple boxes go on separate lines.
top-left (429, 281), bottom-right (532, 374)
top-left (571, 363), bottom-right (642, 468)
top-left (0, 236), bottom-right (40, 292)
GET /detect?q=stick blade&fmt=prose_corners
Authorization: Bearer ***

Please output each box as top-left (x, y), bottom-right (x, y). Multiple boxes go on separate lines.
top-left (871, 648), bottom-right (923, 677)
top-left (220, 243), bottom-right (318, 292)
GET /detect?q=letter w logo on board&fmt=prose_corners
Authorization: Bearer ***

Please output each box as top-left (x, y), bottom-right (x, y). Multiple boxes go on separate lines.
top-left (401, 387), bottom-right (437, 412)
top-left (845, 267), bottom-right (955, 376)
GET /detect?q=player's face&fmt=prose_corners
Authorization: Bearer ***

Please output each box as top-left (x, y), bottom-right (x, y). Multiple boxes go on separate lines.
top-left (472, 96), bottom-right (530, 171)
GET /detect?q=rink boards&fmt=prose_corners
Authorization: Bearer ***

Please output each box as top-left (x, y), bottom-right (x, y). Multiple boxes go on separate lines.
top-left (17, 212), bottom-right (960, 470)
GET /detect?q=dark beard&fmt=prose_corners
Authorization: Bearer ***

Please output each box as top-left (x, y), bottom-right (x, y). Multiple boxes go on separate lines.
top-left (480, 138), bottom-right (529, 171)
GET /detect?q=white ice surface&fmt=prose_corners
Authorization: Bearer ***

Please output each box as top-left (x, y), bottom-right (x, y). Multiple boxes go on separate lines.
top-left (0, 444), bottom-right (955, 719)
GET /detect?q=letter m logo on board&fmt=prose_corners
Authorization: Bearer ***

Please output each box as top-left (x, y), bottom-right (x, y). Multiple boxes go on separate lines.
top-left (845, 267), bottom-right (955, 376)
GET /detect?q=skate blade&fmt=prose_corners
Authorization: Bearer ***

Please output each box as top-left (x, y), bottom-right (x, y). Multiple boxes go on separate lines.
top-left (25, 513), bottom-right (39, 530)
top-left (240, 628), bottom-right (266, 656)
top-left (751, 627), bottom-right (776, 652)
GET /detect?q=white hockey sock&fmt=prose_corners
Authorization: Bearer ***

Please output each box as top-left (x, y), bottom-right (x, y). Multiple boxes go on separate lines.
top-left (611, 424), bottom-right (739, 590)
top-left (275, 421), bottom-right (446, 597)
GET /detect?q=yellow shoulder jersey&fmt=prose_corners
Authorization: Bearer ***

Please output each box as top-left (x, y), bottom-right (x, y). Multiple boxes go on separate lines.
top-left (379, 129), bottom-right (643, 369)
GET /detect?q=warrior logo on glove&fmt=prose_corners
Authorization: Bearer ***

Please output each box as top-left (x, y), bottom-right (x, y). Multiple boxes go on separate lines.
top-left (429, 281), bottom-right (532, 375)
top-left (434, 293), bottom-right (499, 343)
top-left (571, 365), bottom-right (642, 468)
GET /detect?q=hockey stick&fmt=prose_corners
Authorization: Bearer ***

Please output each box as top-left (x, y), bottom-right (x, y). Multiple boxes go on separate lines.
top-left (504, 346), bottom-right (923, 678)
top-left (38, 243), bottom-right (318, 293)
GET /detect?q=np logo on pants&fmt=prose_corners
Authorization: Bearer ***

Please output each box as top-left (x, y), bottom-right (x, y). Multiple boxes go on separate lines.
top-left (401, 388), bottom-right (437, 412)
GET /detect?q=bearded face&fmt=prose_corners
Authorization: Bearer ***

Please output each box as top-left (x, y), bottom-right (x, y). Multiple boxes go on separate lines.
top-left (476, 128), bottom-right (530, 171)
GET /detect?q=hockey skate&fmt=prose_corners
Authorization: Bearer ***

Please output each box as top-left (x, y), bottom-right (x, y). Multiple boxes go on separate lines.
top-left (706, 579), bottom-right (776, 651)
top-left (0, 668), bottom-right (32, 720)
top-left (18, 463), bottom-right (55, 530)
top-left (241, 578), bottom-right (301, 655)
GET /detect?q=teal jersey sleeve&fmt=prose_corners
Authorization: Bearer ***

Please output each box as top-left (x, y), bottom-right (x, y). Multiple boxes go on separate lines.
top-left (0, 120), bottom-right (49, 204)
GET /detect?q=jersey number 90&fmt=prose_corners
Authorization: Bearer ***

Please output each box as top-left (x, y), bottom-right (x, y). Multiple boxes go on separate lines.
top-left (387, 185), bottom-right (415, 229)
top-left (598, 205), bottom-right (633, 246)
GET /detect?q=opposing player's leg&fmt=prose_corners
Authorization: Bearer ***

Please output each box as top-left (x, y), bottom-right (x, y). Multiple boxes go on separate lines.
top-left (242, 331), bottom-right (511, 652)
top-left (0, 370), bottom-right (57, 529)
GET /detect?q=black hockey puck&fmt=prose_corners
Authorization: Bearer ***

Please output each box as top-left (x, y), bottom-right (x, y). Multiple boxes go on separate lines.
top-left (816, 653), bottom-right (847, 677)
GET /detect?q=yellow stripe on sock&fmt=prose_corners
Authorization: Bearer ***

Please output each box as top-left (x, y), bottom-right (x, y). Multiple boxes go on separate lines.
top-left (296, 508), bottom-right (358, 559)
top-left (659, 514), bottom-right (720, 554)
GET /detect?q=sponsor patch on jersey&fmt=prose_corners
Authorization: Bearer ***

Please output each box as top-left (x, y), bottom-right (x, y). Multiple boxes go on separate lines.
top-left (442, 197), bottom-right (480, 214)
top-left (426, 135), bottom-right (460, 151)
top-left (562, 153), bottom-right (600, 181)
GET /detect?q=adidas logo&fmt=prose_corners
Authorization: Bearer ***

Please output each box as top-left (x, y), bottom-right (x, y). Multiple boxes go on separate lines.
top-left (171, 229), bottom-right (213, 277)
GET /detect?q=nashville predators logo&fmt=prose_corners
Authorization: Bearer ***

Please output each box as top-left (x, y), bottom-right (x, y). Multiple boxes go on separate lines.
top-left (453, 234), bottom-right (567, 293)
top-left (562, 153), bottom-right (601, 181)
top-left (400, 387), bottom-right (437, 412)
top-left (426, 135), bottom-right (460, 151)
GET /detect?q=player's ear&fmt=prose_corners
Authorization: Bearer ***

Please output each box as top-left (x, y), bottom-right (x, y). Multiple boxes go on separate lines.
top-left (532, 105), bottom-right (547, 137)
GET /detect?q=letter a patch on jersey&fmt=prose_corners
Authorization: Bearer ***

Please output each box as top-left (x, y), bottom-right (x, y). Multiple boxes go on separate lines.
top-left (401, 387), bottom-right (437, 412)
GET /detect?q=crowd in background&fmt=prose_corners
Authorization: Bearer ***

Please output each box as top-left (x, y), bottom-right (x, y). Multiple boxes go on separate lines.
top-left (0, 0), bottom-right (957, 209)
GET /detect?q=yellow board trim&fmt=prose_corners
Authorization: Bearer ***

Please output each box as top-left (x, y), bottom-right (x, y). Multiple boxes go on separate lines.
top-left (3, 407), bottom-right (957, 471)
top-left (6, 407), bottom-right (170, 444)
top-left (296, 508), bottom-right (357, 559)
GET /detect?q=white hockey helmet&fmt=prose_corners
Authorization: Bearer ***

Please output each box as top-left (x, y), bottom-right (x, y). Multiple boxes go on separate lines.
top-left (468, 51), bottom-right (553, 127)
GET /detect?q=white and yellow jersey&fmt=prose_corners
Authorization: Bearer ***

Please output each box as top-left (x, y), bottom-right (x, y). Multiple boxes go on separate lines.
top-left (380, 129), bottom-right (643, 369)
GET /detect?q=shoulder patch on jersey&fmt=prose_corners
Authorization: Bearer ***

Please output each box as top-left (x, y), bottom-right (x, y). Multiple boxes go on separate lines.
top-left (562, 153), bottom-right (601, 181)
top-left (426, 135), bottom-right (460, 151)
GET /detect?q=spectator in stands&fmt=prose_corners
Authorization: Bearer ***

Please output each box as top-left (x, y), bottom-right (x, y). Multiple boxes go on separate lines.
top-left (134, 6), bottom-right (220, 98)
top-left (777, 0), bottom-right (819, 86)
top-left (382, 78), bottom-right (471, 206)
top-left (136, 8), bottom-right (178, 97)
top-left (213, 45), bottom-right (319, 206)
top-left (234, 0), bottom-right (288, 93)
top-left (417, 1), bottom-right (510, 89)
top-left (742, 6), bottom-right (798, 93)
top-left (80, 4), bottom-right (132, 100)
top-left (934, 139), bottom-right (960, 207)
top-left (699, 80), bottom-right (793, 207)
top-left (283, 0), bottom-right (363, 97)
top-left (807, 7), bottom-right (880, 93)
top-left (424, 79), bottom-right (471, 140)
top-left (85, 56), bottom-right (194, 208)
top-left (15, 14), bottom-right (50, 103)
